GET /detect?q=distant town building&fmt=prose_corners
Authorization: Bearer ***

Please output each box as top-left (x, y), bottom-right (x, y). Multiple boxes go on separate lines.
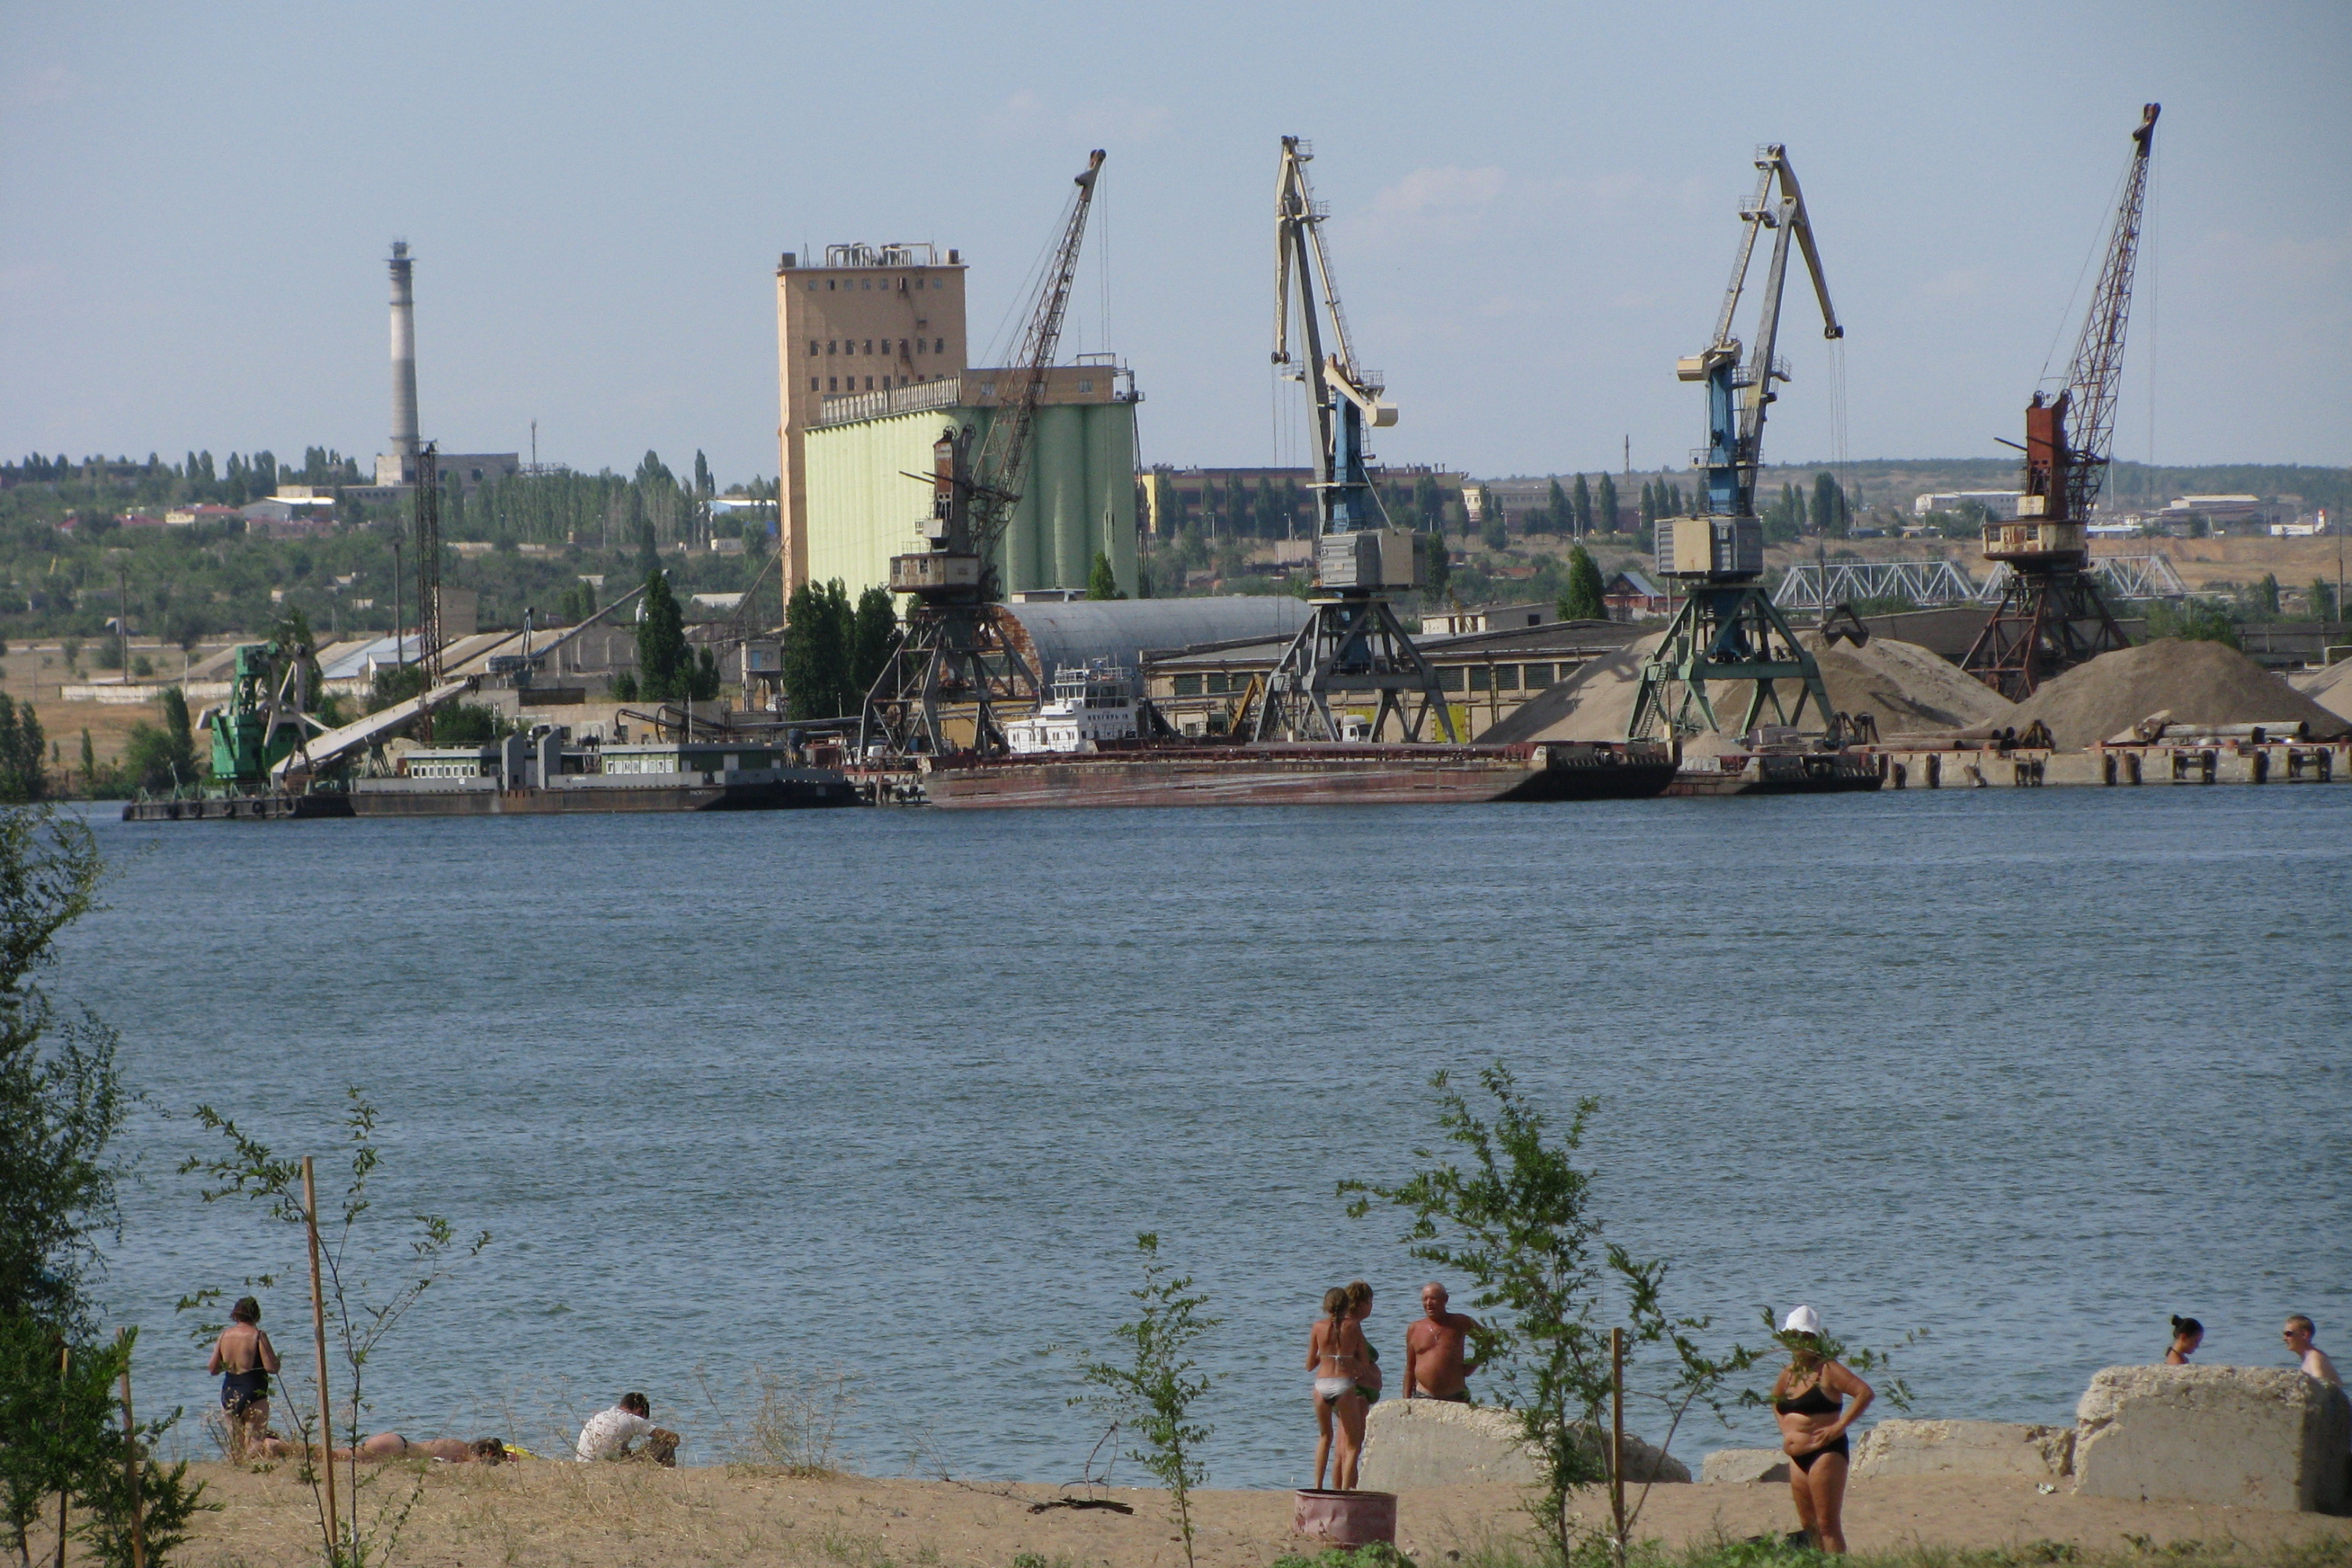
top-left (1603, 569), bottom-right (1668, 620)
top-left (1913, 491), bottom-right (2027, 519)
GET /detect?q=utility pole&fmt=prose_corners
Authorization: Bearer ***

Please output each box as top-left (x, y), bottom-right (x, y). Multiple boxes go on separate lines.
top-left (391, 536), bottom-right (404, 665)
top-left (117, 562), bottom-right (129, 680)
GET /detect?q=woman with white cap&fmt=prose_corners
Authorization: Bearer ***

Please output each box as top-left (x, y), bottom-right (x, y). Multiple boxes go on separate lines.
top-left (1771, 1305), bottom-right (1872, 1554)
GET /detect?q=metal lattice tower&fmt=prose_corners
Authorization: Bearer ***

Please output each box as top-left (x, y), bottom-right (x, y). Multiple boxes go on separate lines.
top-left (1962, 105), bottom-right (2158, 700)
top-left (1629, 144), bottom-right (1843, 746)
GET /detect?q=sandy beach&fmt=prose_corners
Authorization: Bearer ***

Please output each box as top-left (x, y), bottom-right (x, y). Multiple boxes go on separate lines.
top-left (55, 1463), bottom-right (2349, 1568)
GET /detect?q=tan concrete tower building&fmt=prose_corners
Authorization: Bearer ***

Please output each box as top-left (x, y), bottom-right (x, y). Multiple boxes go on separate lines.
top-left (775, 244), bottom-right (968, 593)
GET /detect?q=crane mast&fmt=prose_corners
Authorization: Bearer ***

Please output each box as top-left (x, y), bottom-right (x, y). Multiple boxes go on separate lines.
top-left (1629, 144), bottom-right (1845, 746)
top-left (859, 150), bottom-right (1105, 758)
top-left (1252, 136), bottom-right (1452, 745)
top-left (1962, 104), bottom-right (2157, 700)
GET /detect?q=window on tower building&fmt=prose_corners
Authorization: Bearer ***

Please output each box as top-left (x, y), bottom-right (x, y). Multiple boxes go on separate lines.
top-left (808, 340), bottom-right (818, 356)
top-left (828, 377), bottom-right (837, 391)
top-left (810, 378), bottom-right (819, 392)
top-left (863, 339), bottom-right (873, 354)
top-left (865, 376), bottom-right (874, 390)
top-left (827, 341), bottom-right (837, 354)
top-left (934, 337), bottom-right (944, 353)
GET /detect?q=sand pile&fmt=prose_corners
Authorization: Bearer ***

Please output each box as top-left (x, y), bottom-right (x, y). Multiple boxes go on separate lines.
top-left (1487, 631), bottom-right (2006, 743)
top-left (1483, 634), bottom-right (1659, 742)
top-left (2287, 658), bottom-right (2352, 723)
top-left (2009, 638), bottom-right (2351, 750)
top-left (1801, 633), bottom-right (2016, 735)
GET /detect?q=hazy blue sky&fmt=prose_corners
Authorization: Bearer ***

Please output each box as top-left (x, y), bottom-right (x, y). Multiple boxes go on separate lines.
top-left (4, 2), bottom-right (2346, 486)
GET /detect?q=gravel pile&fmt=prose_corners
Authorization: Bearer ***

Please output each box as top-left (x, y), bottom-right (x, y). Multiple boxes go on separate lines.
top-left (2286, 659), bottom-right (2352, 724)
top-left (2009, 638), bottom-right (2351, 750)
top-left (1802, 633), bottom-right (2017, 735)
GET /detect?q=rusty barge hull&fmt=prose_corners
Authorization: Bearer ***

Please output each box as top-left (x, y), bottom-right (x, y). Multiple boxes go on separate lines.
top-left (881, 742), bottom-right (1676, 810)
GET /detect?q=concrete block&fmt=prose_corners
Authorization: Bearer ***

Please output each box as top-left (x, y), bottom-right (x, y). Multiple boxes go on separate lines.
top-left (1358, 1399), bottom-right (1690, 1490)
top-left (1851, 1419), bottom-right (2073, 1480)
top-left (2074, 1365), bottom-right (2350, 1513)
top-left (1701, 1448), bottom-right (1789, 1484)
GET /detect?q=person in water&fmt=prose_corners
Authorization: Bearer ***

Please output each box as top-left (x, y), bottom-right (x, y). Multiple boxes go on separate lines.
top-left (1771, 1305), bottom-right (1872, 1555)
top-left (2165, 1315), bottom-right (2204, 1364)
top-left (1403, 1282), bottom-right (1481, 1402)
top-left (1346, 1280), bottom-right (1382, 1406)
top-left (1306, 1287), bottom-right (1371, 1490)
top-left (205, 1297), bottom-right (281, 1461)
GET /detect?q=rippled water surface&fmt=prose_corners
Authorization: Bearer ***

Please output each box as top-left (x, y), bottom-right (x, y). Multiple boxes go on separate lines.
top-left (69, 788), bottom-right (2352, 1484)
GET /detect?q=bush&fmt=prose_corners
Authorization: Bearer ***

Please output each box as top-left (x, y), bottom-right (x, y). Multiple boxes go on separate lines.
top-left (2143, 601), bottom-right (2241, 649)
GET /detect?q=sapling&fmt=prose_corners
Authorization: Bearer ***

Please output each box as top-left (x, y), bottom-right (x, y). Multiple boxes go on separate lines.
top-left (1075, 1233), bottom-right (1218, 1568)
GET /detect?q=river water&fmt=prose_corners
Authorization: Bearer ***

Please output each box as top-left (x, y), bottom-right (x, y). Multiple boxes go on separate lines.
top-left (65, 788), bottom-right (2352, 1486)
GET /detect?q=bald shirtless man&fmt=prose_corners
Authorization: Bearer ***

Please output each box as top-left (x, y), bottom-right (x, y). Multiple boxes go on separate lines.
top-left (1404, 1283), bottom-right (1482, 1402)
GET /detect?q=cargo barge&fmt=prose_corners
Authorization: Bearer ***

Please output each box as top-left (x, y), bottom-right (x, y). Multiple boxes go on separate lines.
top-left (852, 739), bottom-right (1677, 809)
top-left (124, 735), bottom-right (858, 821)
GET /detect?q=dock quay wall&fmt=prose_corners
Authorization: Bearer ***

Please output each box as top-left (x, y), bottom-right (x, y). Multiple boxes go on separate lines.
top-left (1868, 739), bottom-right (2348, 789)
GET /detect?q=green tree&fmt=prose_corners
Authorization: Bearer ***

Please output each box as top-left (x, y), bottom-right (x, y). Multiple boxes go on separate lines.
top-left (1571, 474), bottom-right (1593, 536)
top-left (1545, 479), bottom-right (1569, 537)
top-left (2145, 599), bottom-right (2242, 648)
top-left (1813, 472), bottom-right (1848, 538)
top-left (1075, 1234), bottom-right (1218, 1568)
top-left (2309, 579), bottom-right (2338, 622)
top-left (1087, 551), bottom-right (1123, 600)
top-left (1421, 532), bottom-right (1451, 599)
top-left (634, 571), bottom-right (691, 701)
top-left (1341, 1065), bottom-right (1764, 1566)
top-left (1559, 546), bottom-right (1607, 622)
top-left (0, 809), bottom-right (119, 1334)
top-left (782, 579), bottom-right (852, 719)
top-left (1595, 474), bottom-right (1620, 537)
top-left (78, 731), bottom-right (96, 797)
top-left (849, 585), bottom-right (898, 699)
top-left (0, 696), bottom-right (47, 803)
top-left (1481, 509), bottom-right (1510, 554)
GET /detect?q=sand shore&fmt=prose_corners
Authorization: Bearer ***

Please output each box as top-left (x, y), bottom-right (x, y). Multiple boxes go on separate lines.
top-left (61, 1462), bottom-right (2348, 1567)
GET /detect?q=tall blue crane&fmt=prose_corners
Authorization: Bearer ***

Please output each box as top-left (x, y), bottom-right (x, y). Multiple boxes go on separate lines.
top-left (1250, 136), bottom-right (1453, 744)
top-left (1629, 144), bottom-right (1845, 745)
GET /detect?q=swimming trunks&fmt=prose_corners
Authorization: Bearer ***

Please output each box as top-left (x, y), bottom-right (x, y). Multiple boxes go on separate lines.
top-left (1426, 1391), bottom-right (1471, 1403)
top-left (1789, 1434), bottom-right (1849, 1471)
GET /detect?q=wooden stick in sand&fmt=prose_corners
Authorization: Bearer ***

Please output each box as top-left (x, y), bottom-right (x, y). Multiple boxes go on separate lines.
top-left (117, 1330), bottom-right (144, 1568)
top-left (55, 1344), bottom-right (69, 1568)
top-left (1609, 1326), bottom-right (1626, 1555)
top-left (303, 1156), bottom-right (338, 1562)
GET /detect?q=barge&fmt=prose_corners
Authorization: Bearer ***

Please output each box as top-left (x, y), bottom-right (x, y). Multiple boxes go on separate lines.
top-left (855, 739), bottom-right (1676, 809)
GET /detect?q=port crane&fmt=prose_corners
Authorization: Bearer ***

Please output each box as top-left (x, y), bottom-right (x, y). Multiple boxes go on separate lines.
top-left (1962, 105), bottom-right (2158, 699)
top-left (1251, 136), bottom-right (1453, 743)
top-left (1629, 144), bottom-right (1843, 745)
top-left (859, 149), bottom-right (1105, 758)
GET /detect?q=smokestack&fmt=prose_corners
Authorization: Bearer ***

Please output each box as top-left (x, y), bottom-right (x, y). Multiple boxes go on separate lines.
top-left (388, 241), bottom-right (419, 464)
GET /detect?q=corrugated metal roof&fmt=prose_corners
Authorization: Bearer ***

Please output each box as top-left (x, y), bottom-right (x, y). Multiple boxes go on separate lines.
top-left (1002, 597), bottom-right (1311, 676)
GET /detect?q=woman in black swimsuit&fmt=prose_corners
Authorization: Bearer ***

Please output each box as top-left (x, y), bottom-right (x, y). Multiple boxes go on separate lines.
top-left (206, 1297), bottom-right (281, 1462)
top-left (1770, 1305), bottom-right (1872, 1555)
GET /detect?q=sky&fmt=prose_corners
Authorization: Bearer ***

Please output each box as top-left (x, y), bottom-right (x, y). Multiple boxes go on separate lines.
top-left (3, 2), bottom-right (2347, 488)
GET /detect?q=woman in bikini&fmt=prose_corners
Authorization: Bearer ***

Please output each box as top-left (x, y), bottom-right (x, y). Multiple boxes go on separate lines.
top-left (2165, 1315), bottom-right (2202, 1364)
top-left (1771, 1305), bottom-right (1872, 1555)
top-left (1306, 1287), bottom-right (1371, 1490)
top-left (205, 1297), bottom-right (281, 1462)
top-left (1346, 1281), bottom-right (1382, 1408)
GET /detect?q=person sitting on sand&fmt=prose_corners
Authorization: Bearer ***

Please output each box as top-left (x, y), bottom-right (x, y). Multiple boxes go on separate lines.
top-left (2284, 1316), bottom-right (2339, 1388)
top-left (1771, 1305), bottom-right (1872, 1556)
top-left (2165, 1314), bottom-right (2203, 1364)
top-left (205, 1297), bottom-right (281, 1462)
top-left (1306, 1288), bottom-right (1370, 1491)
top-left (1403, 1282), bottom-right (1481, 1402)
top-left (576, 1392), bottom-right (680, 1466)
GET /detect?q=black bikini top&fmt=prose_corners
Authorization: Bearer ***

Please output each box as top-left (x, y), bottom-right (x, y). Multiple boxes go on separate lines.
top-left (1775, 1381), bottom-right (1839, 1416)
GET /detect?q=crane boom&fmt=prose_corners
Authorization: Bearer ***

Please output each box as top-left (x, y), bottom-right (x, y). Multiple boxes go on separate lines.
top-left (967, 149), bottom-right (1105, 579)
top-left (2060, 103), bottom-right (2158, 522)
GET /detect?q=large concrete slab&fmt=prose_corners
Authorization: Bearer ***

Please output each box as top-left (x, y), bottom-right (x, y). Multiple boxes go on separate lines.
top-left (1358, 1399), bottom-right (1690, 1491)
top-left (1852, 1420), bottom-right (2073, 1481)
top-left (2074, 1365), bottom-right (2350, 1513)
top-left (1702, 1448), bottom-right (1789, 1484)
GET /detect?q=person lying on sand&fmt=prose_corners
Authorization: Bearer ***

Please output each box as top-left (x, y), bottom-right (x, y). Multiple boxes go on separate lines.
top-left (252, 1432), bottom-right (508, 1464)
top-left (575, 1392), bottom-right (681, 1466)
